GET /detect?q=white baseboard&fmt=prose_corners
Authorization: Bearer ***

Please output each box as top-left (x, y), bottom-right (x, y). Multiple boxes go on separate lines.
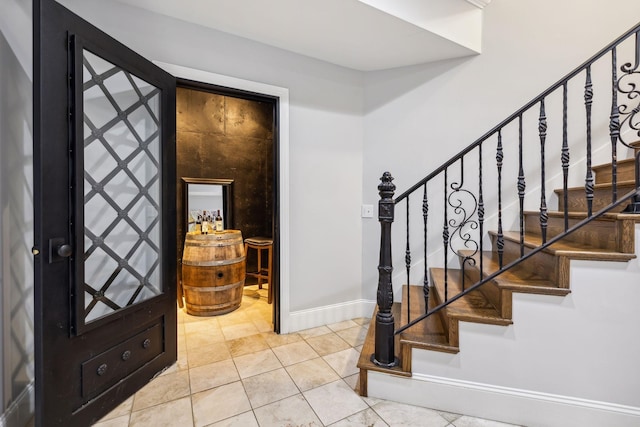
top-left (0, 381), bottom-right (34, 427)
top-left (367, 371), bottom-right (640, 427)
top-left (288, 299), bottom-right (376, 332)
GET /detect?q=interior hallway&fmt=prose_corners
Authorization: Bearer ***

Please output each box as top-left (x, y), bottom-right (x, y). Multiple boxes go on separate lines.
top-left (92, 285), bottom-right (519, 426)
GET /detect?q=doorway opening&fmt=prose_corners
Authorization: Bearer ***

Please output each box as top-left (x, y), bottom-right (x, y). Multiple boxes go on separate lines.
top-left (175, 79), bottom-right (280, 330)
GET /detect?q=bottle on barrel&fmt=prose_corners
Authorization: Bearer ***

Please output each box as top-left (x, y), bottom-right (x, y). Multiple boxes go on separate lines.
top-left (203, 210), bottom-right (210, 234)
top-left (196, 212), bottom-right (202, 234)
top-left (215, 209), bottom-right (224, 232)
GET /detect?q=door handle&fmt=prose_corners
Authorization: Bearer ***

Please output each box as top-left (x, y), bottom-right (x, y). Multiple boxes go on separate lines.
top-left (57, 244), bottom-right (72, 258)
top-left (49, 238), bottom-right (73, 263)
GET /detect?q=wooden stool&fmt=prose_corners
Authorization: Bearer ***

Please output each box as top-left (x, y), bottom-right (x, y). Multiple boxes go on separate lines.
top-left (244, 237), bottom-right (273, 304)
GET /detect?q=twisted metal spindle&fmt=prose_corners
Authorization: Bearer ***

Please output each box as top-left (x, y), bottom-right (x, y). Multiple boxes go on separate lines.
top-left (585, 65), bottom-right (595, 217)
top-left (405, 196), bottom-right (411, 324)
top-left (443, 168), bottom-right (449, 302)
top-left (562, 83), bottom-right (570, 231)
top-left (496, 130), bottom-right (505, 268)
top-left (518, 115), bottom-right (526, 256)
top-left (610, 47), bottom-right (620, 204)
top-left (422, 184), bottom-right (429, 313)
top-left (478, 143), bottom-right (485, 281)
top-left (539, 99), bottom-right (548, 243)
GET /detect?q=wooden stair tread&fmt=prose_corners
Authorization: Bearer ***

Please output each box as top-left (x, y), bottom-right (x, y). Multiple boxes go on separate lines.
top-left (554, 179), bottom-right (636, 196)
top-left (522, 209), bottom-right (638, 253)
top-left (357, 303), bottom-right (411, 377)
top-left (592, 157), bottom-right (636, 171)
top-left (459, 250), bottom-right (571, 296)
top-left (399, 285), bottom-right (458, 353)
top-left (592, 158), bottom-right (637, 184)
top-left (495, 230), bottom-right (636, 260)
top-left (523, 210), bottom-right (640, 221)
top-left (431, 268), bottom-right (511, 326)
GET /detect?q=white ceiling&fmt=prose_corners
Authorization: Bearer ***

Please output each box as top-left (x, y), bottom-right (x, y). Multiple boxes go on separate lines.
top-left (114, 0), bottom-right (489, 71)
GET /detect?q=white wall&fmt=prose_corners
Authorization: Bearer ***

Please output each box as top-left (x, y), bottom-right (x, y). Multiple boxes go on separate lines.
top-left (57, 0), bottom-right (366, 323)
top-left (0, 0), bottom-right (34, 424)
top-left (362, 0), bottom-right (640, 299)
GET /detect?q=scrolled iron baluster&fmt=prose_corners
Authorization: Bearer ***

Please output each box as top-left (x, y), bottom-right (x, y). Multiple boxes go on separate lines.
top-left (423, 184), bottom-right (429, 313)
top-left (448, 158), bottom-right (478, 291)
top-left (518, 115), bottom-right (526, 257)
top-left (562, 83), bottom-right (570, 231)
top-left (405, 196), bottom-right (411, 324)
top-left (373, 172), bottom-right (398, 368)
top-left (616, 33), bottom-right (640, 213)
top-left (539, 99), bottom-right (548, 243)
top-left (585, 66), bottom-right (595, 217)
top-left (496, 130), bottom-right (505, 268)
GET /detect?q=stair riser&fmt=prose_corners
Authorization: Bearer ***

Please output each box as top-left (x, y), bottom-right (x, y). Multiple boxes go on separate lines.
top-left (556, 183), bottom-right (636, 213)
top-left (490, 234), bottom-right (570, 288)
top-left (523, 214), bottom-right (629, 252)
top-left (461, 263), bottom-right (512, 319)
top-left (429, 270), bottom-right (452, 340)
top-left (592, 160), bottom-right (636, 184)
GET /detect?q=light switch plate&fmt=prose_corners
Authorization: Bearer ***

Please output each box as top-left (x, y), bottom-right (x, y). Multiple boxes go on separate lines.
top-left (361, 204), bottom-right (374, 218)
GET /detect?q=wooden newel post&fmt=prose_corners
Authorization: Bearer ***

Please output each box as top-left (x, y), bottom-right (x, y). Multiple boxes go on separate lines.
top-left (372, 172), bottom-right (399, 367)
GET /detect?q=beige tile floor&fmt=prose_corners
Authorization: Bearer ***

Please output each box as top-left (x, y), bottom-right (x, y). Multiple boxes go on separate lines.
top-left (93, 285), bottom-right (521, 427)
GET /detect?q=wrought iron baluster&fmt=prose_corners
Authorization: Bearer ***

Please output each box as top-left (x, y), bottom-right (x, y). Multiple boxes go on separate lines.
top-left (443, 168), bottom-right (449, 302)
top-left (585, 66), bottom-right (594, 217)
top-left (518, 115), bottom-right (526, 256)
top-left (447, 157), bottom-right (478, 292)
top-left (562, 83), bottom-right (570, 231)
top-left (610, 47), bottom-right (619, 203)
top-left (423, 184), bottom-right (429, 313)
top-left (405, 196), bottom-right (411, 324)
top-left (496, 130), bottom-right (504, 268)
top-left (539, 99), bottom-right (548, 243)
top-left (478, 143), bottom-right (484, 285)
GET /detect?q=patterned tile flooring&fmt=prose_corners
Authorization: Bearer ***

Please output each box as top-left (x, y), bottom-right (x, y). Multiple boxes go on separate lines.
top-left (93, 285), bottom-right (520, 427)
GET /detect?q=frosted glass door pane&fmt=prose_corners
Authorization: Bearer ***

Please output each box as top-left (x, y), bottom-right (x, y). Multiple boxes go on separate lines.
top-left (83, 49), bottom-right (162, 323)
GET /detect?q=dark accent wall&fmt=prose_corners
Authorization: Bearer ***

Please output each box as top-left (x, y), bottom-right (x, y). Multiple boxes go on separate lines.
top-left (176, 87), bottom-right (274, 267)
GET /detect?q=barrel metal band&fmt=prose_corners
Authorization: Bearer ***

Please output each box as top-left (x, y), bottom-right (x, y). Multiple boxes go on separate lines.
top-left (182, 280), bottom-right (245, 292)
top-left (182, 255), bottom-right (246, 267)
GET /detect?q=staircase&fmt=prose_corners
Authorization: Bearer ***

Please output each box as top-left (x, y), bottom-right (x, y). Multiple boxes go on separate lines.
top-left (357, 21), bottom-right (640, 427)
top-left (358, 140), bottom-right (640, 383)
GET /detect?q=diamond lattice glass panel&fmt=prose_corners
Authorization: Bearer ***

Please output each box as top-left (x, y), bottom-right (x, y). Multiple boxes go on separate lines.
top-left (83, 49), bottom-right (162, 323)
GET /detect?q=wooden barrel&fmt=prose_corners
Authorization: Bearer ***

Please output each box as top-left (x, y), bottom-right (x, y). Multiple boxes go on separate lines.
top-left (181, 230), bottom-right (246, 316)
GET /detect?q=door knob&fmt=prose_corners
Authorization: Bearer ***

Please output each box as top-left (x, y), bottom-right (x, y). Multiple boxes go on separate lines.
top-left (49, 238), bottom-right (72, 263)
top-left (57, 244), bottom-right (72, 258)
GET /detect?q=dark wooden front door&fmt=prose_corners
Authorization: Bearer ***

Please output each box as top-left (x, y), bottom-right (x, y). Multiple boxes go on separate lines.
top-left (34, 2), bottom-right (177, 425)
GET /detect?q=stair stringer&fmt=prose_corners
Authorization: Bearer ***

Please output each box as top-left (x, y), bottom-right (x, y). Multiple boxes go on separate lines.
top-left (366, 223), bottom-right (640, 427)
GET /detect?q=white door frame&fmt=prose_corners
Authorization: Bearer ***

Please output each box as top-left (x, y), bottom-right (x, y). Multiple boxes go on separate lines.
top-left (155, 61), bottom-right (291, 333)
